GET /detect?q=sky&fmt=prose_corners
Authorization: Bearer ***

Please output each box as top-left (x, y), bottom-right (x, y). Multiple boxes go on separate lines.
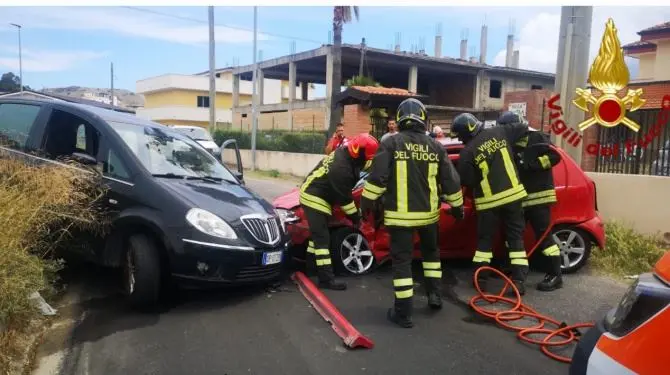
top-left (0, 6), bottom-right (668, 92)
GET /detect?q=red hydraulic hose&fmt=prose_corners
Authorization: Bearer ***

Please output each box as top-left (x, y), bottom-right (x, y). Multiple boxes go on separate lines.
top-left (469, 266), bottom-right (594, 363)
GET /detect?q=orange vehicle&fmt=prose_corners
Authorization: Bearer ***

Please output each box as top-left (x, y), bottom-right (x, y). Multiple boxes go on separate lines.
top-left (569, 250), bottom-right (670, 375)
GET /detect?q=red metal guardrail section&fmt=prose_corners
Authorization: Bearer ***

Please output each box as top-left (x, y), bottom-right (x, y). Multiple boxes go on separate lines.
top-left (291, 271), bottom-right (374, 349)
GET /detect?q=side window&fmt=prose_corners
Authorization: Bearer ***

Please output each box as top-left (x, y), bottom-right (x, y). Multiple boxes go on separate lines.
top-left (103, 147), bottom-right (130, 180)
top-left (43, 109), bottom-right (99, 160)
top-left (0, 103), bottom-right (41, 149)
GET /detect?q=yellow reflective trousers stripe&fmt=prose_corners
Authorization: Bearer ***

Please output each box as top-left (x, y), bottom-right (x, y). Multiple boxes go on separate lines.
top-left (341, 201), bottom-right (357, 215)
top-left (395, 289), bottom-right (414, 299)
top-left (473, 250), bottom-right (493, 263)
top-left (393, 278), bottom-right (413, 287)
top-left (542, 244), bottom-right (560, 257)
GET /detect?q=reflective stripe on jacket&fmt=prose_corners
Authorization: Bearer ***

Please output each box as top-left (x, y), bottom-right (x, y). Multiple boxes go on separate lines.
top-left (362, 129), bottom-right (463, 227)
top-left (458, 124), bottom-right (529, 211)
top-left (513, 131), bottom-right (560, 208)
top-left (299, 147), bottom-right (359, 216)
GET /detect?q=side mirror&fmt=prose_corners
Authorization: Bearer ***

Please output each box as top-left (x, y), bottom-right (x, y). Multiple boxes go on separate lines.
top-left (71, 152), bottom-right (97, 166)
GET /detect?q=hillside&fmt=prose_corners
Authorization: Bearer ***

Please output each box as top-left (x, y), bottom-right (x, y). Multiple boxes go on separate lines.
top-left (41, 86), bottom-right (144, 108)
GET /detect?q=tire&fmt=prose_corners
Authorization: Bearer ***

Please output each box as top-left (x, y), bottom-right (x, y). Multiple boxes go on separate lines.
top-left (123, 234), bottom-right (163, 309)
top-left (551, 226), bottom-right (592, 274)
top-left (330, 227), bottom-right (376, 276)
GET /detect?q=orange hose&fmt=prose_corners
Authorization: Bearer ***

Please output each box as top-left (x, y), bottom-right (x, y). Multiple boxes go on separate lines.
top-left (468, 266), bottom-right (595, 364)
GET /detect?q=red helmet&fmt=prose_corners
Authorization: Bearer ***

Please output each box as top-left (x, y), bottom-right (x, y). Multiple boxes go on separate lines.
top-left (347, 133), bottom-right (379, 170)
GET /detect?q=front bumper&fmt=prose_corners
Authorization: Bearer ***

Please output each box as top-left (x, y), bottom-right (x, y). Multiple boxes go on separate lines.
top-left (569, 309), bottom-right (612, 375)
top-left (170, 238), bottom-right (289, 287)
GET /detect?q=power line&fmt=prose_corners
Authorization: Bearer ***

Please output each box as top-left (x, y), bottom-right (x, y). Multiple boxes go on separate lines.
top-left (120, 6), bottom-right (324, 45)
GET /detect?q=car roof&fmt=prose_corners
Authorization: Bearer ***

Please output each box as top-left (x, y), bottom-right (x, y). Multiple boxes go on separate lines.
top-left (0, 97), bottom-right (165, 129)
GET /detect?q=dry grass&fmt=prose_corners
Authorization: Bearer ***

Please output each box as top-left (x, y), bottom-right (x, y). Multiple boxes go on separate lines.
top-left (591, 220), bottom-right (667, 278)
top-left (0, 155), bottom-right (108, 374)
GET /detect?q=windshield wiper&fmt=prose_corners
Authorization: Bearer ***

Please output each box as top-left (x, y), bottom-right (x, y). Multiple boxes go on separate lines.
top-left (185, 175), bottom-right (225, 183)
top-left (152, 173), bottom-right (187, 179)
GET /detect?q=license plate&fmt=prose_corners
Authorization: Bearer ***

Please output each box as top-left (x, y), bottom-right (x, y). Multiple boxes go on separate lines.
top-left (262, 251), bottom-right (283, 265)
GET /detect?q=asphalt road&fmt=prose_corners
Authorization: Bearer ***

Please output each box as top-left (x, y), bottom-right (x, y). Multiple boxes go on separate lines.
top-left (35, 177), bottom-right (628, 375)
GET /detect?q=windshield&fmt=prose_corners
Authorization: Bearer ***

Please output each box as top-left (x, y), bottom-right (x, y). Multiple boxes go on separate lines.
top-left (109, 122), bottom-right (236, 182)
top-left (171, 126), bottom-right (214, 142)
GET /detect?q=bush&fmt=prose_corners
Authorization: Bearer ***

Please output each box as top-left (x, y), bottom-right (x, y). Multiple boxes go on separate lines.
top-left (213, 129), bottom-right (327, 154)
top-left (592, 220), bottom-right (666, 277)
top-left (0, 156), bottom-right (107, 370)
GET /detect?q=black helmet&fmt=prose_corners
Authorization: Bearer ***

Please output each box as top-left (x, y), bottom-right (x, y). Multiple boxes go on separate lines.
top-left (497, 111), bottom-right (521, 126)
top-left (450, 113), bottom-right (482, 143)
top-left (396, 98), bottom-right (427, 131)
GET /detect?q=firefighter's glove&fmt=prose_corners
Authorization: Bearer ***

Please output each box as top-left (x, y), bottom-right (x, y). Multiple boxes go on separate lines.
top-left (449, 205), bottom-right (464, 221)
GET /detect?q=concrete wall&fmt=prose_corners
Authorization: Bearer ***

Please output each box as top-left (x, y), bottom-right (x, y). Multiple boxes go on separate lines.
top-left (223, 149), bottom-right (323, 177)
top-left (654, 40), bottom-right (670, 81)
top-left (479, 73), bottom-right (555, 110)
top-left (586, 172), bottom-right (670, 238)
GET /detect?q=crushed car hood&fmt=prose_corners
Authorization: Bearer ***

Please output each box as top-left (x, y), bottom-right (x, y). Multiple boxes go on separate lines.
top-left (273, 187), bottom-right (300, 209)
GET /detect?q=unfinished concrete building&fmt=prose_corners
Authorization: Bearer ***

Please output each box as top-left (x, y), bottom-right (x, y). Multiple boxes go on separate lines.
top-left (229, 28), bottom-right (554, 134)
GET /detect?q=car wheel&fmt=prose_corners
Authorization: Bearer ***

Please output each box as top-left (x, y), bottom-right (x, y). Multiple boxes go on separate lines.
top-left (124, 234), bottom-right (163, 308)
top-left (330, 227), bottom-right (376, 276)
top-left (551, 226), bottom-right (592, 274)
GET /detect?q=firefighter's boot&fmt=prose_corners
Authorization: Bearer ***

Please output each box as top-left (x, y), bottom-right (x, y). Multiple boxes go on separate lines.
top-left (537, 256), bottom-right (563, 292)
top-left (424, 278), bottom-right (442, 310)
top-left (387, 299), bottom-right (413, 328)
top-left (317, 267), bottom-right (347, 291)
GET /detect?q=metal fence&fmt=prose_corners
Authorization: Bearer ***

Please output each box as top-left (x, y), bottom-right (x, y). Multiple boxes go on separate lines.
top-left (593, 109), bottom-right (670, 176)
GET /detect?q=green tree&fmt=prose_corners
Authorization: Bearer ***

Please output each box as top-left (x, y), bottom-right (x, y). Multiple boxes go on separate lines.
top-left (0, 72), bottom-right (30, 92)
top-left (328, 6), bottom-right (359, 137)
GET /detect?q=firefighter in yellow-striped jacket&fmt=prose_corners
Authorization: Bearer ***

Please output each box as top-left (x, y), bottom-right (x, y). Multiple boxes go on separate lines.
top-left (299, 133), bottom-right (379, 291)
top-left (361, 98), bottom-right (464, 328)
top-left (450, 113), bottom-right (530, 295)
top-left (498, 111), bottom-right (563, 292)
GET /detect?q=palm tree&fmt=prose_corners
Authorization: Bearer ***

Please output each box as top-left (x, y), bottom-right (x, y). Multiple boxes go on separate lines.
top-left (328, 6), bottom-right (359, 137)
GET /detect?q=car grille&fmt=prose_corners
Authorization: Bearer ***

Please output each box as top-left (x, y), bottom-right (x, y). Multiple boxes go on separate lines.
top-left (235, 264), bottom-right (282, 281)
top-left (241, 214), bottom-right (281, 245)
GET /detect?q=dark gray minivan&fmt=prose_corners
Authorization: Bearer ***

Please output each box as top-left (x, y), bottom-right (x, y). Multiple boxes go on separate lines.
top-left (0, 98), bottom-right (289, 308)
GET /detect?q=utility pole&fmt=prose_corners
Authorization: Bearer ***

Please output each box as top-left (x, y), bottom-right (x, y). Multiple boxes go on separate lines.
top-left (110, 62), bottom-right (115, 106)
top-left (208, 6), bottom-right (217, 133)
top-left (358, 38), bottom-right (366, 77)
top-left (250, 6), bottom-right (259, 171)
top-left (10, 23), bottom-right (22, 92)
top-left (552, 6), bottom-right (593, 165)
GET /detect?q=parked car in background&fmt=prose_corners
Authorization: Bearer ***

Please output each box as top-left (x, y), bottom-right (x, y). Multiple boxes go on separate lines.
top-left (652, 139), bottom-right (669, 177)
top-left (273, 137), bottom-right (605, 276)
top-left (0, 98), bottom-right (289, 308)
top-left (569, 250), bottom-right (670, 375)
top-left (170, 125), bottom-right (222, 160)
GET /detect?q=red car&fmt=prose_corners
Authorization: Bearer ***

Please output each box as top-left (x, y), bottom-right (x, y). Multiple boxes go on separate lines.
top-left (273, 137), bottom-right (605, 276)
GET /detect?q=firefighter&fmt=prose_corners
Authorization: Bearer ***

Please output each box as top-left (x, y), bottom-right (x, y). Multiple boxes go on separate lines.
top-left (299, 133), bottom-right (379, 290)
top-left (450, 113), bottom-right (530, 294)
top-left (497, 111), bottom-right (563, 291)
top-left (361, 98), bottom-right (464, 328)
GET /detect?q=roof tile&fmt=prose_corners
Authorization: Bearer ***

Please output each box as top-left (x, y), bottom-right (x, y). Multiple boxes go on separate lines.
top-left (351, 85), bottom-right (418, 96)
top-left (639, 21), bottom-right (670, 34)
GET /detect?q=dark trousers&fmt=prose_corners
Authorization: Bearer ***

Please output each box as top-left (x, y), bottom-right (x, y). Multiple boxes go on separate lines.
top-left (524, 204), bottom-right (561, 276)
top-left (303, 206), bottom-right (336, 282)
top-left (388, 223), bottom-right (441, 317)
top-left (472, 200), bottom-right (529, 281)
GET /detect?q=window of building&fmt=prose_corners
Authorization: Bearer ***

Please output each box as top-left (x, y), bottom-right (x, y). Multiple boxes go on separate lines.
top-left (531, 85), bottom-right (543, 90)
top-left (489, 80), bottom-right (502, 99)
top-left (0, 103), bottom-right (41, 149)
top-left (197, 96), bottom-right (210, 108)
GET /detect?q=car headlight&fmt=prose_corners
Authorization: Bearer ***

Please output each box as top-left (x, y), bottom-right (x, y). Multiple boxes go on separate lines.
top-left (186, 208), bottom-right (237, 239)
top-left (275, 208), bottom-right (299, 231)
